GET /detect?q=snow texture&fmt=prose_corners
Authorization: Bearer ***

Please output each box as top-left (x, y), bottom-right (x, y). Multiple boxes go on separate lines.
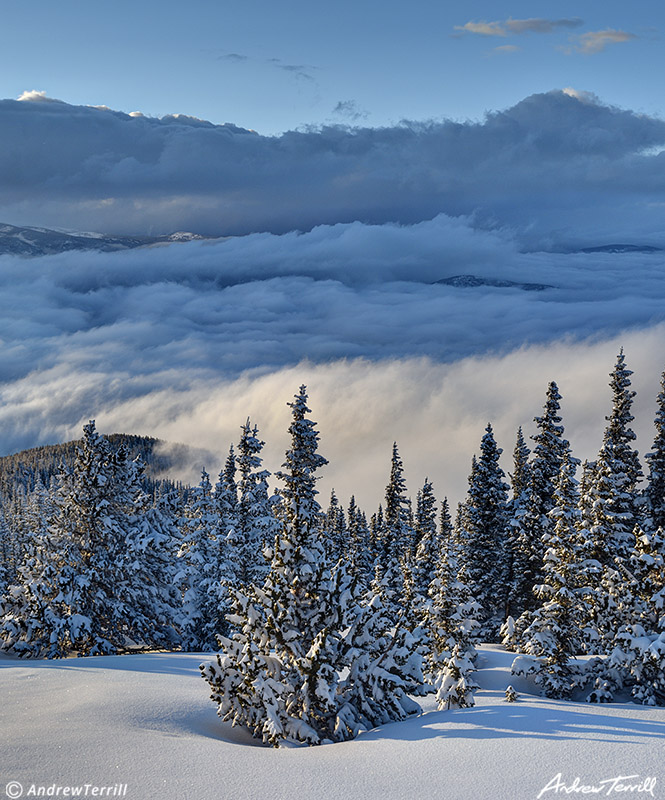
top-left (2, 644), bottom-right (663, 800)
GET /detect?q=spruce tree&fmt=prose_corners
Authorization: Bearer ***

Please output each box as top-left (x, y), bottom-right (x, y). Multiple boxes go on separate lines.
top-left (589, 350), bottom-right (643, 564)
top-left (177, 469), bottom-right (229, 650)
top-left (324, 489), bottom-right (348, 565)
top-left (382, 443), bottom-right (415, 566)
top-left (346, 496), bottom-right (372, 586)
top-left (456, 424), bottom-right (510, 638)
top-left (645, 370), bottom-right (665, 531)
top-left (412, 478), bottom-right (439, 602)
top-left (1, 423), bottom-right (152, 657)
top-left (519, 454), bottom-right (593, 697)
top-left (231, 420), bottom-right (277, 587)
top-left (423, 538), bottom-right (481, 709)
top-left (602, 526), bottom-right (665, 704)
top-left (201, 387), bottom-right (425, 745)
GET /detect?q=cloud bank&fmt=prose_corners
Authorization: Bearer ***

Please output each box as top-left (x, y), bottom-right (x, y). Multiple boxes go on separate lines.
top-left (0, 214), bottom-right (664, 509)
top-left (2, 90), bottom-right (665, 248)
top-left (3, 90), bottom-right (665, 512)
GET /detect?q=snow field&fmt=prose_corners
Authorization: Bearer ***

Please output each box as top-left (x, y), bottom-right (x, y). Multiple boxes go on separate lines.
top-left (2, 645), bottom-right (663, 800)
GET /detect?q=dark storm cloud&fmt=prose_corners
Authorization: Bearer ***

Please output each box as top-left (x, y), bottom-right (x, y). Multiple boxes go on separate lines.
top-left (2, 90), bottom-right (665, 248)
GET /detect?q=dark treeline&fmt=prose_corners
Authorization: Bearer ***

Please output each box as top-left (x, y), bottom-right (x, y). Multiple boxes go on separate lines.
top-left (1, 350), bottom-right (664, 745)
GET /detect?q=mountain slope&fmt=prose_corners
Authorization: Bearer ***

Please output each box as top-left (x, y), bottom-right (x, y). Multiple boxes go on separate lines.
top-left (0, 222), bottom-right (207, 257)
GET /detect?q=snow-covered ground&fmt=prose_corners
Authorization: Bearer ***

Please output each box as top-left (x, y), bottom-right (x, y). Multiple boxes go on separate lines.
top-left (2, 645), bottom-right (663, 800)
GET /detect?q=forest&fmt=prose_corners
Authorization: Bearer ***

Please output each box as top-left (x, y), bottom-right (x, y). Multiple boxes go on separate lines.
top-left (1, 350), bottom-right (664, 746)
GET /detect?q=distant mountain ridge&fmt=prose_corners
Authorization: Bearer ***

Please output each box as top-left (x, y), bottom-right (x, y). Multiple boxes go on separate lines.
top-left (436, 275), bottom-right (554, 292)
top-left (575, 244), bottom-right (663, 254)
top-left (0, 222), bottom-right (209, 257)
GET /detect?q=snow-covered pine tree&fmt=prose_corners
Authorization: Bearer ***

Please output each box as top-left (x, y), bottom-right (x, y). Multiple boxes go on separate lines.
top-left (231, 420), bottom-right (277, 588)
top-left (588, 350), bottom-right (643, 565)
top-left (346, 496), bottom-right (372, 586)
top-left (423, 533), bottom-right (481, 710)
top-left (123, 489), bottom-right (182, 649)
top-left (371, 443), bottom-right (416, 618)
top-left (177, 469), bottom-right (229, 650)
top-left (645, 370), bottom-right (665, 532)
top-left (456, 424), bottom-right (510, 638)
top-left (505, 428), bottom-right (531, 617)
top-left (0, 511), bottom-right (14, 593)
top-left (0, 524), bottom-right (62, 657)
top-left (519, 383), bottom-right (577, 611)
top-left (439, 496), bottom-right (454, 557)
top-left (518, 453), bottom-right (593, 697)
top-left (531, 382), bottom-right (573, 520)
top-left (201, 387), bottom-right (426, 745)
top-left (382, 443), bottom-right (415, 566)
top-left (323, 488), bottom-right (348, 565)
top-left (412, 478), bottom-right (439, 603)
top-left (1, 422), bottom-right (155, 658)
top-left (602, 526), bottom-right (665, 705)
top-left (368, 505), bottom-right (384, 568)
top-left (202, 385), bottom-right (340, 744)
top-left (214, 444), bottom-right (238, 547)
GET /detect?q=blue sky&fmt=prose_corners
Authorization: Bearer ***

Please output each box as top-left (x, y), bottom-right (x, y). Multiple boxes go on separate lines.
top-left (1, 1), bottom-right (660, 133)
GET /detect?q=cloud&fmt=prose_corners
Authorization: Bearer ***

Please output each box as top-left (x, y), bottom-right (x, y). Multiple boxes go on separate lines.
top-left (17, 90), bottom-right (64, 103)
top-left (455, 17), bottom-right (583, 37)
top-left (266, 58), bottom-right (318, 84)
top-left (218, 52), bottom-right (249, 63)
top-left (492, 45), bottom-right (520, 55)
top-left (332, 100), bottom-right (369, 122)
top-left (1, 213), bottom-right (665, 507)
top-left (455, 21), bottom-right (507, 37)
top-left (567, 29), bottom-right (637, 54)
top-left (2, 90), bottom-right (665, 249)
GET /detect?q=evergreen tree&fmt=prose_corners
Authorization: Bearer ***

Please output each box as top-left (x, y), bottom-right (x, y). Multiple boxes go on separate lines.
top-left (346, 496), bottom-right (372, 586)
top-left (201, 387), bottom-right (425, 745)
top-left (1, 423), bottom-right (153, 657)
top-left (123, 490), bottom-right (182, 649)
top-left (588, 350), bottom-right (643, 565)
top-left (519, 454), bottom-right (594, 697)
top-left (602, 526), bottom-right (665, 704)
top-left (177, 469), bottom-right (229, 650)
top-left (214, 445), bottom-right (238, 543)
top-left (531, 382), bottom-right (573, 520)
top-left (456, 424), bottom-right (510, 638)
top-left (439, 497), bottom-right (454, 556)
top-left (423, 538), bottom-right (481, 709)
top-left (412, 478), bottom-right (439, 601)
top-left (645, 370), bottom-right (665, 531)
top-left (382, 443), bottom-right (415, 566)
top-left (231, 420), bottom-right (277, 587)
top-left (323, 488), bottom-right (348, 565)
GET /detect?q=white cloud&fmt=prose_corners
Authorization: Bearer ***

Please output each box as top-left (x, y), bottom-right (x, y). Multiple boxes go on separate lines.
top-left (568, 29), bottom-right (637, 54)
top-left (455, 17), bottom-right (583, 37)
top-left (17, 90), bottom-right (63, 103)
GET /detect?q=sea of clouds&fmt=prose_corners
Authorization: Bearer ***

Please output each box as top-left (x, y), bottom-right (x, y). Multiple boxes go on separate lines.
top-left (2, 89), bottom-right (665, 510)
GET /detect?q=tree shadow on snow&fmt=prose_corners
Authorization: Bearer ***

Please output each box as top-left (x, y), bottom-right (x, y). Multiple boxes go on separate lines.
top-left (359, 703), bottom-right (665, 745)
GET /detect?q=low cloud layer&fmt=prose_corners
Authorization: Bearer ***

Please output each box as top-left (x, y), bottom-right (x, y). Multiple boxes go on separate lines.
top-left (2, 90), bottom-right (665, 248)
top-left (0, 214), bottom-right (664, 512)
